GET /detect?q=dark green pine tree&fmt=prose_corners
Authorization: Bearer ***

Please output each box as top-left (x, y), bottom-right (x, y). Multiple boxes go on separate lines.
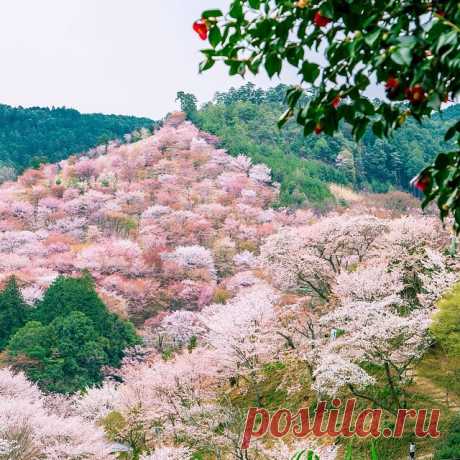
top-left (33, 272), bottom-right (108, 326)
top-left (6, 312), bottom-right (109, 393)
top-left (33, 272), bottom-right (139, 367)
top-left (6, 273), bottom-right (139, 393)
top-left (0, 276), bottom-right (29, 350)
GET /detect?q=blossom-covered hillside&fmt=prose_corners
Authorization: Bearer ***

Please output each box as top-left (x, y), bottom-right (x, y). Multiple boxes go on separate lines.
top-left (0, 114), bottom-right (458, 459)
top-left (0, 113), bottom-right (288, 322)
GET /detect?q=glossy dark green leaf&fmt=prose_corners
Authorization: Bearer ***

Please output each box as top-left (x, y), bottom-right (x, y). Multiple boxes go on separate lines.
top-left (436, 30), bottom-right (458, 53)
top-left (444, 122), bottom-right (460, 141)
top-left (209, 26), bottom-right (222, 48)
top-left (390, 47), bottom-right (412, 66)
top-left (301, 61), bottom-right (320, 83)
top-left (278, 109), bottom-right (292, 129)
top-left (435, 153), bottom-right (450, 169)
top-left (364, 29), bottom-right (381, 47)
top-left (354, 73), bottom-right (370, 90)
top-left (353, 117), bottom-right (369, 140)
top-left (199, 58), bottom-right (215, 72)
top-left (265, 54), bottom-right (282, 77)
top-left (202, 9), bottom-right (223, 19)
top-left (372, 121), bottom-right (384, 138)
top-left (229, 0), bottom-right (244, 19)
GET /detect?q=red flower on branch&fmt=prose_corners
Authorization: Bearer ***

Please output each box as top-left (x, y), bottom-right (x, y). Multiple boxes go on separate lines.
top-left (314, 12), bottom-right (331, 27)
top-left (405, 84), bottom-right (426, 104)
top-left (411, 173), bottom-right (431, 192)
top-left (331, 96), bottom-right (341, 109)
top-left (193, 19), bottom-right (208, 40)
top-left (385, 77), bottom-right (399, 89)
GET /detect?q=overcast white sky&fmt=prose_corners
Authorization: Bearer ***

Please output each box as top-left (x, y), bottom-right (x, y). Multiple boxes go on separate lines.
top-left (0, 0), bottom-right (300, 119)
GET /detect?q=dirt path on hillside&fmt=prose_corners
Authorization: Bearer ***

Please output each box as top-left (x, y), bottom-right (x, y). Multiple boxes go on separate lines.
top-left (413, 375), bottom-right (460, 411)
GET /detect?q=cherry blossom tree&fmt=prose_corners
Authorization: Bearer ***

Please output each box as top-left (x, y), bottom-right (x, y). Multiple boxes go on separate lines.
top-left (77, 239), bottom-right (147, 276)
top-left (146, 310), bottom-right (205, 352)
top-left (199, 284), bottom-right (282, 402)
top-left (260, 227), bottom-right (335, 300)
top-left (334, 264), bottom-right (403, 303)
top-left (0, 368), bottom-right (113, 459)
top-left (162, 245), bottom-right (216, 279)
top-left (318, 299), bottom-right (432, 413)
top-left (248, 164), bottom-right (271, 184)
top-left (260, 215), bottom-right (387, 300)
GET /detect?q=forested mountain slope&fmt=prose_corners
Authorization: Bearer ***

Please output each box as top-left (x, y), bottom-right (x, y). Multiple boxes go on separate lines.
top-left (193, 84), bottom-right (456, 208)
top-left (0, 104), bottom-right (153, 173)
top-left (0, 115), bottom-right (458, 458)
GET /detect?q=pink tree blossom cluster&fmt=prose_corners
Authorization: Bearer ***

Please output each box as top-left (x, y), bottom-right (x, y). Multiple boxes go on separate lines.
top-left (70, 283), bottom-right (285, 457)
top-left (0, 368), bottom-right (113, 459)
top-left (15, 213), bottom-right (452, 458)
top-left (0, 115), bottom-right (287, 320)
top-left (264, 215), bottom-right (456, 411)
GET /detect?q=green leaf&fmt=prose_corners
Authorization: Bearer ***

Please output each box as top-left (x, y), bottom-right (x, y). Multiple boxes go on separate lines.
top-left (248, 0), bottom-right (261, 9)
top-left (286, 45), bottom-right (303, 67)
top-left (357, 98), bottom-right (375, 115)
top-left (290, 449), bottom-right (319, 460)
top-left (427, 92), bottom-right (442, 110)
top-left (199, 58), bottom-right (215, 72)
top-left (228, 60), bottom-right (246, 76)
top-left (209, 26), bottom-right (222, 48)
top-left (364, 29), bottom-right (381, 47)
top-left (445, 122), bottom-right (460, 141)
top-left (265, 54), bottom-right (282, 77)
top-left (435, 152), bottom-right (450, 170)
top-left (286, 86), bottom-right (303, 107)
top-left (353, 117), bottom-right (369, 140)
top-left (300, 61), bottom-right (320, 83)
top-left (355, 73), bottom-right (370, 89)
top-left (278, 109), bottom-right (292, 129)
top-left (229, 1), bottom-right (244, 19)
top-left (390, 47), bottom-right (412, 66)
top-left (399, 35), bottom-right (417, 49)
top-left (372, 121), bottom-right (384, 138)
top-left (436, 30), bottom-right (458, 53)
top-left (201, 9), bottom-right (223, 19)
top-left (321, 3), bottom-right (334, 18)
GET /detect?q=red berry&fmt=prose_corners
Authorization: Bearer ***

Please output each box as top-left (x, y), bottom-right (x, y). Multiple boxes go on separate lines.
top-left (406, 84), bottom-right (426, 104)
top-left (385, 77), bottom-right (399, 89)
top-left (331, 96), bottom-right (341, 109)
top-left (436, 10), bottom-right (446, 17)
top-left (314, 123), bottom-right (323, 134)
top-left (385, 77), bottom-right (401, 100)
top-left (412, 174), bottom-right (430, 192)
top-left (314, 12), bottom-right (331, 27)
top-left (193, 19), bottom-right (208, 40)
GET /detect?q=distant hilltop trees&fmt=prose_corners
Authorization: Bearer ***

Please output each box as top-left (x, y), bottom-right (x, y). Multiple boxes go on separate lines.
top-left (178, 83), bottom-right (459, 209)
top-left (0, 104), bottom-right (154, 178)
